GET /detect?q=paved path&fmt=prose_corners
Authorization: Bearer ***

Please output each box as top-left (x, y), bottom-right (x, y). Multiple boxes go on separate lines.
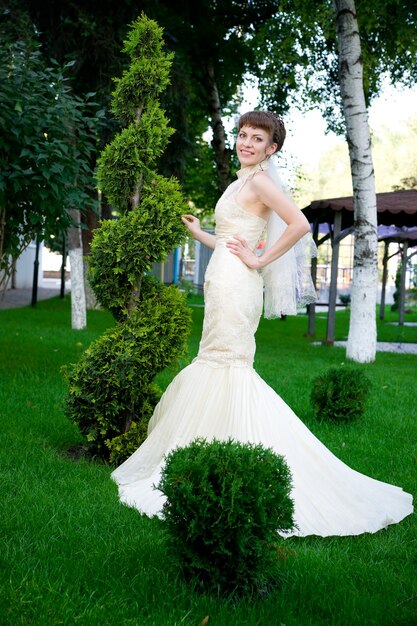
top-left (332, 340), bottom-right (417, 355)
top-left (0, 285), bottom-right (65, 309)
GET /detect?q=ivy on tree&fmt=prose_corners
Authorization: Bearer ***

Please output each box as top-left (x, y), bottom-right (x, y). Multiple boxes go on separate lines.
top-left (64, 15), bottom-right (192, 463)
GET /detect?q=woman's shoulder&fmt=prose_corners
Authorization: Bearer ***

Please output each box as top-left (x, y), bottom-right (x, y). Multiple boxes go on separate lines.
top-left (249, 169), bottom-right (279, 192)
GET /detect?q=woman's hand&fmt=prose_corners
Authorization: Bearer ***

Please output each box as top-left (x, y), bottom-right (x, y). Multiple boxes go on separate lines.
top-left (181, 214), bottom-right (217, 250)
top-left (181, 214), bottom-right (202, 237)
top-left (226, 235), bottom-right (260, 270)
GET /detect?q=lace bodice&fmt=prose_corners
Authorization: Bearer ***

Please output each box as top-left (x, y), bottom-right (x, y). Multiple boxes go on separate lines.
top-left (214, 162), bottom-right (268, 251)
top-left (195, 167), bottom-right (268, 368)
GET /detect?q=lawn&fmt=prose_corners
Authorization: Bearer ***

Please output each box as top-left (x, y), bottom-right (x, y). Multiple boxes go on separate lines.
top-left (0, 295), bottom-right (416, 625)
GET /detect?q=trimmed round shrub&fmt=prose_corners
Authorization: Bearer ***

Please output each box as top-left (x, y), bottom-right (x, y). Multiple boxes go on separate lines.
top-left (310, 367), bottom-right (371, 422)
top-left (158, 438), bottom-right (294, 597)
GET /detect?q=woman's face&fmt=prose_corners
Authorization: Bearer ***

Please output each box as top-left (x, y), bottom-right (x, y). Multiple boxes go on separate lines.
top-left (236, 125), bottom-right (277, 167)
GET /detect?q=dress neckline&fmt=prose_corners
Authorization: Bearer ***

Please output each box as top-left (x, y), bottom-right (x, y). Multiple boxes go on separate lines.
top-left (236, 159), bottom-right (270, 180)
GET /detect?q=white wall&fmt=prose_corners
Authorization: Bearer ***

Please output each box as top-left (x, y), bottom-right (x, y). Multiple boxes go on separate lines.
top-left (13, 241), bottom-right (43, 289)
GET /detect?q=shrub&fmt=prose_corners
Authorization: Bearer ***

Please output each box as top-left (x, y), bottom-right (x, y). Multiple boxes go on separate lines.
top-left (64, 15), bottom-right (191, 462)
top-left (310, 367), bottom-right (371, 422)
top-left (158, 438), bottom-right (294, 597)
top-left (64, 279), bottom-right (191, 459)
top-left (88, 174), bottom-right (186, 317)
top-left (106, 414), bottom-right (152, 466)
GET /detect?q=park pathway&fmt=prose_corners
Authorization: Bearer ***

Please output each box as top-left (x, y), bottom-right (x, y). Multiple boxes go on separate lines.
top-left (0, 282), bottom-right (65, 309)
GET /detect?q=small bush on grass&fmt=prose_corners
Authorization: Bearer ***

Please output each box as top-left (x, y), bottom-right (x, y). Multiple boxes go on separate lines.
top-left (311, 367), bottom-right (371, 423)
top-left (158, 438), bottom-right (294, 597)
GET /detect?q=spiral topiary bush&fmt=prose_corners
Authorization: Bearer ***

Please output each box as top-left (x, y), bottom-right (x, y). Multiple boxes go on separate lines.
top-left (310, 367), bottom-right (371, 423)
top-left (158, 438), bottom-right (295, 597)
top-left (64, 15), bottom-right (191, 462)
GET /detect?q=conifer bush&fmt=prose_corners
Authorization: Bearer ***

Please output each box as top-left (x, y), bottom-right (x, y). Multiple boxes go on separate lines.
top-left (64, 15), bottom-right (191, 462)
top-left (158, 438), bottom-right (295, 597)
top-left (310, 367), bottom-right (371, 423)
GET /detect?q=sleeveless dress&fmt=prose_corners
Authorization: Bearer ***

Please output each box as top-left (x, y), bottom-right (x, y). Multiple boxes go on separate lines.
top-left (112, 164), bottom-right (413, 537)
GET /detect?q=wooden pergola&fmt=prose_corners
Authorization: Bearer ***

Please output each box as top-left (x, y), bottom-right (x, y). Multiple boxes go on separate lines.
top-left (302, 190), bottom-right (417, 342)
top-left (378, 225), bottom-right (417, 324)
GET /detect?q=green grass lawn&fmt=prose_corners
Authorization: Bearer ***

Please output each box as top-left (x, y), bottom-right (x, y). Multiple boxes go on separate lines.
top-left (1, 296), bottom-right (416, 625)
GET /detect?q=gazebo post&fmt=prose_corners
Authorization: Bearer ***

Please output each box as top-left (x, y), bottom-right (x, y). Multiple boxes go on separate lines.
top-left (307, 218), bottom-right (320, 336)
top-left (380, 240), bottom-right (389, 320)
top-left (398, 241), bottom-right (409, 326)
top-left (327, 211), bottom-right (342, 344)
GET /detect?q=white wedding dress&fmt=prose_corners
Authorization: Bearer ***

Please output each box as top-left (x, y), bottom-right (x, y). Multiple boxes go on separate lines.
top-left (112, 164), bottom-right (413, 537)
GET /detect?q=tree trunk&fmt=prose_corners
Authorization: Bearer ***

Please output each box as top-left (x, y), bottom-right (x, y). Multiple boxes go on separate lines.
top-left (68, 208), bottom-right (87, 329)
top-left (0, 206), bottom-right (8, 295)
top-left (333, 0), bottom-right (377, 363)
top-left (81, 203), bottom-right (100, 310)
top-left (83, 259), bottom-right (100, 309)
top-left (203, 61), bottom-right (232, 193)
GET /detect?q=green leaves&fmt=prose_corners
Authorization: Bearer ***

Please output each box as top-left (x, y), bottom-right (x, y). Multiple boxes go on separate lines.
top-left (65, 14), bottom-right (192, 462)
top-left (159, 438), bottom-right (294, 596)
top-left (254, 0), bottom-right (417, 133)
top-left (88, 173), bottom-right (186, 315)
top-left (0, 40), bottom-right (102, 287)
top-left (122, 13), bottom-right (166, 59)
top-left (97, 102), bottom-right (174, 212)
top-left (64, 277), bottom-right (191, 459)
top-left (311, 366), bottom-right (371, 422)
top-left (111, 55), bottom-right (173, 124)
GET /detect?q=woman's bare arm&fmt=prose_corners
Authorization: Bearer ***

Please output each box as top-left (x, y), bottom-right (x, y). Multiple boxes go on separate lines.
top-left (226, 174), bottom-right (310, 269)
top-left (181, 215), bottom-right (216, 250)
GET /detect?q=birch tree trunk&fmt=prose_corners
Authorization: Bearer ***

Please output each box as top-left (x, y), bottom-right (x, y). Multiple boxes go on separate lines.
top-left (81, 202), bottom-right (100, 310)
top-left (83, 259), bottom-right (99, 310)
top-left (68, 208), bottom-right (87, 329)
top-left (333, 0), bottom-right (377, 363)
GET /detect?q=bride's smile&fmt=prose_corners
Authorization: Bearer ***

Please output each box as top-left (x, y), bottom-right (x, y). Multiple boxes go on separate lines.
top-left (236, 125), bottom-right (276, 167)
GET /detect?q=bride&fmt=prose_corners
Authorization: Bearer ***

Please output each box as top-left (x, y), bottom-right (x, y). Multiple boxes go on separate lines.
top-left (112, 110), bottom-right (413, 537)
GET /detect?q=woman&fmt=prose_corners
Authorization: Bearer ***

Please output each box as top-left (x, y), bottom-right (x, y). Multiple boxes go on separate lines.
top-left (112, 111), bottom-right (413, 537)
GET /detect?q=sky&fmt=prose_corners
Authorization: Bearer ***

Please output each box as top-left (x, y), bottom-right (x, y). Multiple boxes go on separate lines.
top-left (234, 76), bottom-right (417, 175)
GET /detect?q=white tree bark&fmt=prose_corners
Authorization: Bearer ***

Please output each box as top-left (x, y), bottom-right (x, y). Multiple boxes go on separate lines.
top-left (333, 0), bottom-right (377, 363)
top-left (68, 209), bottom-right (87, 330)
top-left (83, 259), bottom-right (100, 310)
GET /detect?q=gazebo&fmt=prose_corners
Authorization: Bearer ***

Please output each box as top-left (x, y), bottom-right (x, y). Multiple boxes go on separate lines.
top-left (378, 225), bottom-right (417, 324)
top-left (302, 190), bottom-right (417, 342)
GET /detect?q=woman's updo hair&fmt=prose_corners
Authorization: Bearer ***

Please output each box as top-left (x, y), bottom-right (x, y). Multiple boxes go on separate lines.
top-left (238, 110), bottom-right (286, 153)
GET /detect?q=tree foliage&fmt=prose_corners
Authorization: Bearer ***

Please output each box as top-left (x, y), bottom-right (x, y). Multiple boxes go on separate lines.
top-left (255, 0), bottom-right (417, 132)
top-left (0, 37), bottom-right (101, 291)
top-left (14, 0), bottom-right (280, 202)
top-left (65, 15), bottom-right (192, 461)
